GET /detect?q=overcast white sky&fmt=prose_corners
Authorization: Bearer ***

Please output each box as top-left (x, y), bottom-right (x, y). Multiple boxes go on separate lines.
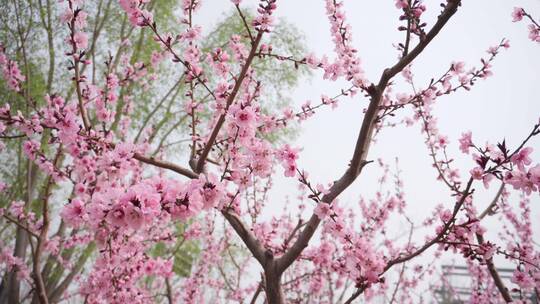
top-left (196, 0), bottom-right (539, 296)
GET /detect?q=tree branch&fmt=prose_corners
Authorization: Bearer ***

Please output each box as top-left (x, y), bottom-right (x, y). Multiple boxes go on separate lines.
top-left (478, 182), bottom-right (504, 220)
top-left (475, 233), bottom-right (513, 302)
top-left (2, 214), bottom-right (38, 238)
top-left (276, 0), bottom-right (462, 276)
top-left (133, 153), bottom-right (198, 179)
top-left (195, 32), bottom-right (263, 173)
top-left (222, 209), bottom-right (268, 267)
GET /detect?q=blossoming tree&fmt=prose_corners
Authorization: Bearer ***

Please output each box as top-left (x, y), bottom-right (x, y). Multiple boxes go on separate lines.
top-left (0, 0), bottom-right (539, 303)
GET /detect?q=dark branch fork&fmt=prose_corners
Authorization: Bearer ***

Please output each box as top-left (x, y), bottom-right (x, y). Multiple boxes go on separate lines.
top-left (275, 0), bottom-right (462, 290)
top-left (130, 1), bottom-right (482, 303)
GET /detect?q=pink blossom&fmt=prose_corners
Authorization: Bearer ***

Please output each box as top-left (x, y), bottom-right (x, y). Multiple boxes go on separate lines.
top-left (511, 147), bottom-right (533, 171)
top-left (305, 53), bottom-right (319, 69)
top-left (476, 241), bottom-right (496, 260)
top-left (324, 0), bottom-right (367, 86)
top-left (59, 9), bottom-right (73, 23)
top-left (451, 61), bottom-right (465, 75)
top-left (44, 237), bottom-right (60, 255)
top-left (124, 204), bottom-right (144, 230)
top-left (323, 62), bottom-right (343, 81)
top-left (180, 26), bottom-right (202, 42)
top-left (9, 201), bottom-right (25, 218)
top-left (482, 173), bottom-right (494, 189)
top-left (252, 0), bottom-right (276, 32)
top-left (284, 163), bottom-right (296, 177)
top-left (74, 183), bottom-right (86, 195)
top-left (470, 167), bottom-right (484, 180)
top-left (199, 174), bottom-right (224, 209)
top-left (73, 32), bottom-right (88, 49)
top-left (0, 1), bottom-right (539, 301)
top-left (439, 209), bottom-right (452, 223)
top-left (139, 10), bottom-right (153, 26)
top-left (395, 0), bottom-right (408, 9)
top-left (528, 24), bottom-right (540, 42)
top-left (278, 144), bottom-right (300, 163)
top-left (0, 47), bottom-right (25, 92)
top-left (401, 65), bottom-right (413, 83)
top-left (277, 144), bottom-right (300, 177)
top-left (22, 140), bottom-right (39, 160)
top-left (459, 131), bottom-right (472, 154)
top-left (74, 11), bottom-right (88, 29)
top-left (512, 7), bottom-right (525, 22)
top-left (504, 170), bottom-right (537, 194)
top-left (234, 106), bottom-right (256, 129)
top-left (511, 270), bottom-right (535, 289)
top-left (436, 135), bottom-right (449, 148)
top-left (314, 203), bottom-right (331, 219)
top-left (61, 199), bottom-right (86, 227)
top-left (529, 164), bottom-right (540, 186)
top-left (106, 202), bottom-right (127, 227)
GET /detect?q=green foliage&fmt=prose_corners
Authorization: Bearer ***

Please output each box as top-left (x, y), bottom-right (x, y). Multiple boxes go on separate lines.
top-left (203, 9), bottom-right (311, 109)
top-left (172, 240), bottom-right (200, 277)
top-left (136, 8), bottom-right (310, 150)
top-left (149, 222), bottom-right (201, 278)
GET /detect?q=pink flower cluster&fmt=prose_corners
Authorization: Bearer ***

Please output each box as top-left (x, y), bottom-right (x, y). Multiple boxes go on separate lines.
top-left (512, 7), bottom-right (526, 22)
top-left (505, 149), bottom-right (540, 195)
top-left (276, 144), bottom-right (300, 177)
top-left (119, 0), bottom-right (153, 26)
top-left (61, 1), bottom-right (90, 50)
top-left (253, 0), bottom-right (277, 32)
top-left (512, 7), bottom-right (540, 43)
top-left (61, 174), bottom-right (226, 232)
top-left (395, 0), bottom-right (427, 38)
top-left (323, 0), bottom-right (367, 87)
top-left (0, 45), bottom-right (25, 92)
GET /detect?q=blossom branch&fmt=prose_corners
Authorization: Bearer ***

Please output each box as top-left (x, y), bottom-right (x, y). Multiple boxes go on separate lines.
top-left (195, 32), bottom-right (263, 173)
top-left (277, 0), bottom-right (462, 275)
top-left (475, 233), bottom-right (513, 302)
top-left (235, 4), bottom-right (254, 42)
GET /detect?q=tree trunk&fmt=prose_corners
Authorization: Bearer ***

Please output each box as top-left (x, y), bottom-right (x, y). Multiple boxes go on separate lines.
top-left (0, 226), bottom-right (28, 303)
top-left (1, 160), bottom-right (38, 303)
top-left (265, 265), bottom-right (284, 304)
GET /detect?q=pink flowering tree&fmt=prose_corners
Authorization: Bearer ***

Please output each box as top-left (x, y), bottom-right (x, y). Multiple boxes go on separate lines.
top-left (0, 0), bottom-right (539, 303)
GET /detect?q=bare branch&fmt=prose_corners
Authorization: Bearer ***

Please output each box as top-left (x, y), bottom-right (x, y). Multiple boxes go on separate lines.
top-left (222, 209), bottom-right (268, 267)
top-left (133, 153), bottom-right (198, 179)
top-left (478, 182), bottom-right (505, 220)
